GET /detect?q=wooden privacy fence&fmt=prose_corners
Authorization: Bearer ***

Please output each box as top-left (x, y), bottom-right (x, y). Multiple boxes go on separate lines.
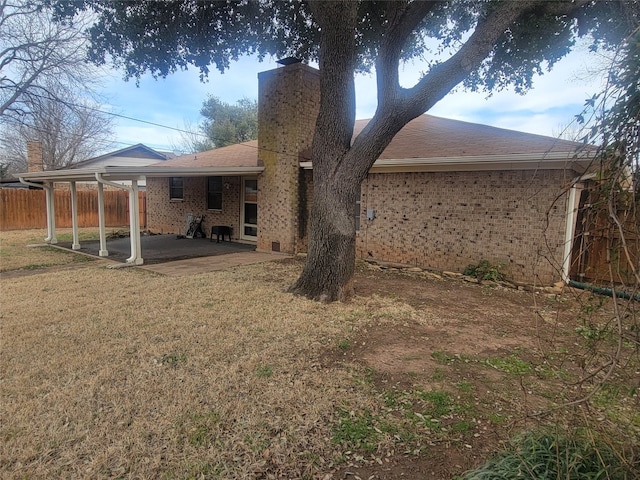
top-left (571, 188), bottom-right (639, 286)
top-left (0, 189), bottom-right (146, 231)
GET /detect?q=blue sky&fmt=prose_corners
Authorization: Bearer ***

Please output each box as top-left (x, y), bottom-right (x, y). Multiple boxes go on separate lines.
top-left (99, 43), bottom-right (606, 154)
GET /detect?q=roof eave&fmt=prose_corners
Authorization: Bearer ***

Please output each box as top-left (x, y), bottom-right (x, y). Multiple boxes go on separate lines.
top-left (300, 152), bottom-right (593, 174)
top-left (17, 165), bottom-right (265, 183)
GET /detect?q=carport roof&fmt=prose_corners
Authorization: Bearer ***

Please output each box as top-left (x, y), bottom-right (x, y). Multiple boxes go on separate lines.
top-left (18, 164), bottom-right (264, 183)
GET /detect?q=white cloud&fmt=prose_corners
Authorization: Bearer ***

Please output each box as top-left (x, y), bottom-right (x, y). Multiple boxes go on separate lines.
top-left (100, 45), bottom-right (608, 149)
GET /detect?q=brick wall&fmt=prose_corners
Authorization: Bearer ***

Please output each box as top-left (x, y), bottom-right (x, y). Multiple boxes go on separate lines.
top-left (147, 176), bottom-right (241, 237)
top-left (26, 141), bottom-right (43, 172)
top-left (256, 62), bottom-right (320, 253)
top-left (354, 169), bottom-right (574, 284)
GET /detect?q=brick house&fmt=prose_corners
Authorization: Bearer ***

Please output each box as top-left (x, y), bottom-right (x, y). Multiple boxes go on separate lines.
top-left (145, 61), bottom-right (591, 284)
top-left (18, 60), bottom-right (592, 284)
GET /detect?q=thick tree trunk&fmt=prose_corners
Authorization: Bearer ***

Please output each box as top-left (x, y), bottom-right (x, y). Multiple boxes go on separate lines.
top-left (289, 0), bottom-right (360, 302)
top-left (290, 0), bottom-right (561, 302)
top-left (290, 170), bottom-right (359, 302)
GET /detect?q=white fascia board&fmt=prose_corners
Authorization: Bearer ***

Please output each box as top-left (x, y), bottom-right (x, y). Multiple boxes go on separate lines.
top-left (19, 168), bottom-right (107, 182)
top-left (139, 166), bottom-right (265, 177)
top-left (18, 165), bottom-right (264, 183)
top-left (300, 151), bottom-right (593, 173)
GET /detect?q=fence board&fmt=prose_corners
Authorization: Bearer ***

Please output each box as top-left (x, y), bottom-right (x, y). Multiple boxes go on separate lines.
top-left (570, 187), bottom-right (639, 285)
top-left (0, 189), bottom-right (146, 231)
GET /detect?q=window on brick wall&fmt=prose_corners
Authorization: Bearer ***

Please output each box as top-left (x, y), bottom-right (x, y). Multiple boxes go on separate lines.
top-left (207, 176), bottom-right (223, 210)
top-left (169, 177), bottom-right (184, 200)
top-left (354, 184), bottom-right (362, 231)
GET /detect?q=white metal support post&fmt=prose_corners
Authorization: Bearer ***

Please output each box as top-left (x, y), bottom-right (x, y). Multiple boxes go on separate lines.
top-left (97, 182), bottom-right (108, 256)
top-left (128, 180), bottom-right (143, 265)
top-left (44, 182), bottom-right (57, 244)
top-left (95, 173), bottom-right (143, 265)
top-left (70, 181), bottom-right (80, 250)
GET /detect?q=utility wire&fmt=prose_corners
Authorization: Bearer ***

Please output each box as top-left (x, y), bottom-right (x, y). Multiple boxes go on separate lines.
top-left (5, 92), bottom-right (312, 160)
top-left (24, 91), bottom-right (209, 137)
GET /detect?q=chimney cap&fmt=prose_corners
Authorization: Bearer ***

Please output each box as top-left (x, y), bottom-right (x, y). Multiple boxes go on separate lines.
top-left (276, 57), bottom-right (302, 66)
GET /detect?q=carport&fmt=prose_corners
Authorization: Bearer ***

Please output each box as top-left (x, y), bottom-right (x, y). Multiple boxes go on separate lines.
top-left (18, 165), bottom-right (264, 266)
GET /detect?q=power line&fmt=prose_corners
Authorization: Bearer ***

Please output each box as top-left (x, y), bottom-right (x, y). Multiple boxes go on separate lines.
top-left (20, 91), bottom-right (209, 138)
top-left (4, 92), bottom-right (306, 159)
top-left (92, 109), bottom-right (208, 138)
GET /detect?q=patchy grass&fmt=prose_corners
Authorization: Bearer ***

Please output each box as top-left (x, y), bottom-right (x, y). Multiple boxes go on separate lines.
top-left (0, 257), bottom-right (395, 478)
top-left (1, 230), bottom-right (638, 479)
top-left (0, 229), bottom-right (99, 272)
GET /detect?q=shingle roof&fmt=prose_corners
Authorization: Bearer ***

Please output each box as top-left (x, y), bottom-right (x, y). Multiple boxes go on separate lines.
top-left (153, 140), bottom-right (259, 168)
top-left (72, 143), bottom-right (172, 168)
top-left (152, 115), bottom-right (584, 170)
top-left (354, 115), bottom-right (583, 160)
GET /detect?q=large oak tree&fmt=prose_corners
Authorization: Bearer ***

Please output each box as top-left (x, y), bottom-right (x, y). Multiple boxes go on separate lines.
top-left (54, 0), bottom-right (638, 301)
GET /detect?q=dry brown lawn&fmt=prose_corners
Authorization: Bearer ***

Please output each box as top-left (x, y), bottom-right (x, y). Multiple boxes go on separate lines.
top-left (1, 229), bottom-right (638, 479)
top-left (0, 229), bottom-right (103, 272)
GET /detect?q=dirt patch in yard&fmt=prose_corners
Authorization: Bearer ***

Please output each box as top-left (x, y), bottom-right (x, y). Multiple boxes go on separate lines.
top-left (327, 264), bottom-right (639, 479)
top-left (1, 248), bottom-right (637, 480)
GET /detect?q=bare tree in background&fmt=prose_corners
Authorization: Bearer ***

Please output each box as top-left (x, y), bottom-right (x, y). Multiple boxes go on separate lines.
top-left (0, 1), bottom-right (114, 172)
top-left (1, 0), bottom-right (94, 119)
top-left (1, 81), bottom-right (114, 173)
top-left (170, 118), bottom-right (213, 155)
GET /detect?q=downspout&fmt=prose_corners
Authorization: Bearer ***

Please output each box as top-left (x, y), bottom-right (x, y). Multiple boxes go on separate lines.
top-left (96, 182), bottom-right (108, 257)
top-left (69, 181), bottom-right (80, 250)
top-left (18, 177), bottom-right (57, 244)
top-left (95, 173), bottom-right (144, 265)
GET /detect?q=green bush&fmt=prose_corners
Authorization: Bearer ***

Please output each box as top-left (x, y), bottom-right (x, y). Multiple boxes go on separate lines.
top-left (463, 260), bottom-right (505, 281)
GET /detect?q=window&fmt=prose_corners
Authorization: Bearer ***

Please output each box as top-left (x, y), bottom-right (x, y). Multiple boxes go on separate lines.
top-left (207, 176), bottom-right (223, 210)
top-left (169, 177), bottom-right (183, 200)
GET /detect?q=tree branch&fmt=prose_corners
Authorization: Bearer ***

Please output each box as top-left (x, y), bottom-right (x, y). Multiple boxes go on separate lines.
top-left (346, 0), bottom-right (587, 180)
top-left (375, 0), bottom-right (441, 112)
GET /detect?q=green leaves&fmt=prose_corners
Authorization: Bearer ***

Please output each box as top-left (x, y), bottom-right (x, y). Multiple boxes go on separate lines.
top-left (199, 96), bottom-right (258, 148)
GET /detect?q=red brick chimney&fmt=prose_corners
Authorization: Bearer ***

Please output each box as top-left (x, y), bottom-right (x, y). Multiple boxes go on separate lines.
top-left (26, 141), bottom-right (44, 172)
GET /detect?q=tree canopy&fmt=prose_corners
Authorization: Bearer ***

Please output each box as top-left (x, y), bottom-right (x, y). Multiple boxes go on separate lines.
top-left (54, 0), bottom-right (640, 301)
top-left (200, 96), bottom-right (258, 148)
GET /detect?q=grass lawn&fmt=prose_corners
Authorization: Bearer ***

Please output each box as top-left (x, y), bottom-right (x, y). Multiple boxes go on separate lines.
top-left (1, 229), bottom-right (638, 479)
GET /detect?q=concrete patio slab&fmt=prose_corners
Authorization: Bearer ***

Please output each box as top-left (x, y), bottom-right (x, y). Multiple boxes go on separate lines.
top-left (50, 233), bottom-right (290, 277)
top-left (55, 234), bottom-right (256, 264)
top-left (137, 251), bottom-right (289, 277)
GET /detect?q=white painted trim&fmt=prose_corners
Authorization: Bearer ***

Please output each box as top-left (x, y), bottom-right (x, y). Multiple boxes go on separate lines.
top-left (561, 171), bottom-right (597, 282)
top-left (97, 182), bottom-right (108, 257)
top-left (95, 173), bottom-right (144, 265)
top-left (19, 165), bottom-right (264, 183)
top-left (241, 176), bottom-right (258, 242)
top-left (562, 182), bottom-right (584, 282)
top-left (70, 182), bottom-right (80, 250)
top-left (300, 151), bottom-right (593, 173)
